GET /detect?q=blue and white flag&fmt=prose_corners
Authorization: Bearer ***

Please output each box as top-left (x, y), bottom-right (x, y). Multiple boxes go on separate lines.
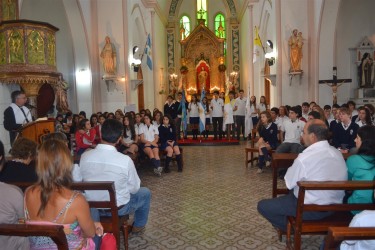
top-left (198, 89), bottom-right (206, 133)
top-left (145, 33), bottom-right (153, 70)
top-left (180, 89), bottom-right (187, 135)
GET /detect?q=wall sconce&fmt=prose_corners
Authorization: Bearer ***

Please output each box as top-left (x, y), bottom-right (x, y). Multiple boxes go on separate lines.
top-left (266, 40), bottom-right (273, 49)
top-left (265, 50), bottom-right (276, 66)
top-left (133, 46), bottom-right (139, 54)
top-left (131, 58), bottom-right (141, 72)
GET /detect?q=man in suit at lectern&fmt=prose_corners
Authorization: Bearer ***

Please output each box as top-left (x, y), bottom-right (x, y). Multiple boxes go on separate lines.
top-left (3, 90), bottom-right (32, 146)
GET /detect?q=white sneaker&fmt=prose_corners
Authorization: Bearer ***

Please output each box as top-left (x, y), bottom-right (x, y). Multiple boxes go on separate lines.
top-left (157, 166), bottom-right (163, 173)
top-left (265, 161), bottom-right (271, 167)
top-left (154, 168), bottom-right (162, 176)
top-left (256, 168), bottom-right (263, 174)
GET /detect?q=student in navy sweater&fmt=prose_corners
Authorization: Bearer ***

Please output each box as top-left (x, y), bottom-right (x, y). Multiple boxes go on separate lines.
top-left (256, 111), bottom-right (279, 173)
top-left (331, 107), bottom-right (359, 153)
top-left (158, 115), bottom-right (183, 172)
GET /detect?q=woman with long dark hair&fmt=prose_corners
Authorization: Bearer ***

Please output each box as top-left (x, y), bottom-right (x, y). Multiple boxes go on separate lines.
top-left (120, 114), bottom-right (138, 155)
top-left (75, 119), bottom-right (96, 155)
top-left (346, 125), bottom-right (375, 213)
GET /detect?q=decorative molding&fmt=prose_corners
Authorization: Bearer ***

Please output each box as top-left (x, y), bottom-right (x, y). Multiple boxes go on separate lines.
top-left (141, 0), bottom-right (167, 26)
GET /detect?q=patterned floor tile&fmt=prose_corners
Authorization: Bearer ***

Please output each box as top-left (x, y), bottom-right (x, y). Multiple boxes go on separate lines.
top-left (123, 142), bottom-right (323, 249)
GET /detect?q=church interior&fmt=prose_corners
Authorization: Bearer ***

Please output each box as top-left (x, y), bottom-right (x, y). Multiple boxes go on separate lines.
top-left (1, 0), bottom-right (375, 249)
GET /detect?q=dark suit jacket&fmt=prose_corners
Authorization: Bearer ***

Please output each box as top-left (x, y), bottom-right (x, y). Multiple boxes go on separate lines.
top-left (3, 106), bottom-right (23, 145)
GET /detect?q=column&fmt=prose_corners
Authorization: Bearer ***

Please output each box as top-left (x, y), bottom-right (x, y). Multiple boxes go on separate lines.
top-left (122, 0), bottom-right (130, 104)
top-left (151, 11), bottom-right (158, 108)
top-left (248, 4), bottom-right (254, 95)
top-left (276, 0), bottom-right (282, 106)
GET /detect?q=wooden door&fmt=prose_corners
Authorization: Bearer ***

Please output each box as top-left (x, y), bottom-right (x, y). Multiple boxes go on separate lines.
top-left (137, 84), bottom-right (144, 111)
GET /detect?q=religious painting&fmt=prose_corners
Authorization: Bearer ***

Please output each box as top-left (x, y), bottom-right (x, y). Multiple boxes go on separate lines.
top-left (1, 0), bottom-right (17, 21)
top-left (27, 30), bottom-right (45, 64)
top-left (0, 32), bottom-right (6, 64)
top-left (8, 29), bottom-right (24, 63)
top-left (47, 33), bottom-right (56, 66)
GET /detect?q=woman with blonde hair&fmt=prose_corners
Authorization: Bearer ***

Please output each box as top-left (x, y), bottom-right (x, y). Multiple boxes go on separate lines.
top-left (24, 139), bottom-right (102, 249)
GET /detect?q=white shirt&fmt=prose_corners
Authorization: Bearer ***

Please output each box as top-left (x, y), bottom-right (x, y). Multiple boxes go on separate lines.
top-left (123, 128), bottom-right (134, 144)
top-left (188, 102), bottom-right (200, 117)
top-left (258, 103), bottom-right (267, 112)
top-left (285, 140), bottom-right (347, 204)
top-left (141, 123), bottom-right (159, 142)
top-left (10, 103), bottom-right (32, 124)
top-left (356, 120), bottom-right (366, 127)
top-left (210, 98), bottom-right (224, 117)
top-left (79, 144), bottom-right (141, 206)
top-left (280, 119), bottom-right (305, 144)
top-left (302, 112), bottom-right (309, 121)
top-left (249, 104), bottom-right (258, 118)
top-left (234, 97), bottom-right (247, 116)
top-left (152, 121), bottom-right (161, 128)
top-left (135, 123), bottom-right (145, 135)
top-left (340, 210), bottom-right (375, 250)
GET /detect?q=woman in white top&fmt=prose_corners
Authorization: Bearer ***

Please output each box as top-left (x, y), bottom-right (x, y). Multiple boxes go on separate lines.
top-left (140, 114), bottom-right (162, 176)
top-left (249, 96), bottom-right (259, 126)
top-left (259, 96), bottom-right (268, 113)
top-left (356, 107), bottom-right (372, 127)
top-left (152, 110), bottom-right (162, 128)
top-left (188, 94), bottom-right (200, 139)
top-left (120, 115), bottom-right (139, 155)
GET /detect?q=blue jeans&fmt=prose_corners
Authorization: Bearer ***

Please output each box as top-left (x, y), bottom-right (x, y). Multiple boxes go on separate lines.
top-left (92, 187), bottom-right (151, 228)
top-left (257, 192), bottom-right (332, 232)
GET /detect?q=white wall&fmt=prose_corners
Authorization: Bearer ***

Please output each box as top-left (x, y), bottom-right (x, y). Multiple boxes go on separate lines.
top-left (336, 0), bottom-right (375, 103)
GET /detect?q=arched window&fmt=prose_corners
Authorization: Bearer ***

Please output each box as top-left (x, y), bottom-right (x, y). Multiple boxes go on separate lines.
top-left (214, 13), bottom-right (225, 38)
top-left (197, 0), bottom-right (207, 26)
top-left (179, 15), bottom-right (190, 40)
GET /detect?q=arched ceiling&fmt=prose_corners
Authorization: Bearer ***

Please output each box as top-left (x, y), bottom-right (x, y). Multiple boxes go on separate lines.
top-left (168, 0), bottom-right (237, 19)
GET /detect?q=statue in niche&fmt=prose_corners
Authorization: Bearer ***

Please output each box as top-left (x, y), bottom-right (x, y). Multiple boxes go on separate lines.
top-left (100, 36), bottom-right (117, 76)
top-left (9, 30), bottom-right (24, 63)
top-left (56, 76), bottom-right (70, 113)
top-left (358, 53), bottom-right (374, 88)
top-left (198, 67), bottom-right (208, 91)
top-left (288, 29), bottom-right (304, 72)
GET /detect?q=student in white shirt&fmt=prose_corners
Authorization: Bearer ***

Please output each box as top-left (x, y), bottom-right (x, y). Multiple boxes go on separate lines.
top-left (276, 106), bottom-right (305, 153)
top-left (188, 94), bottom-right (200, 139)
top-left (249, 96), bottom-right (259, 126)
top-left (233, 89), bottom-right (247, 140)
top-left (356, 106), bottom-right (372, 127)
top-left (258, 95), bottom-right (268, 113)
top-left (201, 97), bottom-right (211, 138)
top-left (210, 91), bottom-right (224, 140)
top-left (140, 114), bottom-right (163, 176)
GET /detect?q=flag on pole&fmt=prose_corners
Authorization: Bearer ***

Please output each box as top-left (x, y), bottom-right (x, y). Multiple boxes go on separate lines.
top-left (253, 26), bottom-right (263, 63)
top-left (180, 89), bottom-right (188, 136)
top-left (145, 33), bottom-right (153, 70)
top-left (198, 88), bottom-right (206, 133)
top-left (244, 84), bottom-right (253, 137)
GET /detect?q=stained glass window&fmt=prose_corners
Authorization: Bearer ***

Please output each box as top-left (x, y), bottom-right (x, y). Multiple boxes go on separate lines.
top-left (197, 0), bottom-right (207, 26)
top-left (179, 15), bottom-right (190, 40)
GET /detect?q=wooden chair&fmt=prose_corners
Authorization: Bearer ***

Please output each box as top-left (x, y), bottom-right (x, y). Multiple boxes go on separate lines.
top-left (286, 180), bottom-right (375, 250)
top-left (9, 181), bottom-right (131, 250)
top-left (0, 224), bottom-right (68, 250)
top-left (324, 226), bottom-right (375, 250)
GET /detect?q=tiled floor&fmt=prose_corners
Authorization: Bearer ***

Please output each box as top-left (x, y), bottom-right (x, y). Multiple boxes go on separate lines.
top-left (128, 141), bottom-right (323, 249)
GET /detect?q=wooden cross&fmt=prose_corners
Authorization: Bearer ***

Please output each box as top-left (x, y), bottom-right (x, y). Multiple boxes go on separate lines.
top-left (318, 67), bottom-right (351, 105)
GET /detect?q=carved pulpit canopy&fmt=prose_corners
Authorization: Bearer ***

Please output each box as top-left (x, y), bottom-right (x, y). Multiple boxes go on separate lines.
top-left (179, 20), bottom-right (225, 95)
top-left (0, 19), bottom-right (60, 96)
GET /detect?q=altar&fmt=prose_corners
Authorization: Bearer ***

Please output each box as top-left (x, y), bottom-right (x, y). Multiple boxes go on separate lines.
top-left (179, 19), bottom-right (225, 97)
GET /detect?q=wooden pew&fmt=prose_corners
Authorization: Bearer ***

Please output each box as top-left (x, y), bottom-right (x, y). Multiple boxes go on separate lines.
top-left (324, 226), bottom-right (375, 250)
top-left (9, 181), bottom-right (131, 250)
top-left (0, 224), bottom-right (68, 250)
top-left (271, 153), bottom-right (298, 197)
top-left (286, 181), bottom-right (375, 250)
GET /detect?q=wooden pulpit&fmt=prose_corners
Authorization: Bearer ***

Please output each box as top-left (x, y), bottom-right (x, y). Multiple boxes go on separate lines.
top-left (20, 119), bottom-right (55, 144)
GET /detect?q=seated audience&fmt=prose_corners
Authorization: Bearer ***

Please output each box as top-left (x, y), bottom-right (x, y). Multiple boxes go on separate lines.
top-left (276, 106), bottom-right (305, 153)
top-left (75, 118), bottom-right (96, 156)
top-left (346, 125), bottom-right (375, 214)
top-left (0, 140), bottom-right (30, 249)
top-left (79, 119), bottom-right (151, 233)
top-left (257, 119), bottom-right (348, 232)
top-left (308, 111), bottom-right (321, 120)
top-left (25, 139), bottom-right (102, 249)
top-left (158, 115), bottom-right (183, 173)
top-left (0, 137), bottom-right (37, 183)
top-left (355, 106), bottom-right (372, 127)
top-left (140, 114), bottom-right (163, 176)
top-left (256, 111), bottom-right (278, 174)
top-left (120, 114), bottom-right (139, 156)
top-left (331, 107), bottom-right (359, 153)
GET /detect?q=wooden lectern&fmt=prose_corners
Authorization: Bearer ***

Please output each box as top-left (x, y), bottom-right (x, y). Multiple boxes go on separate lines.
top-left (20, 119), bottom-right (55, 144)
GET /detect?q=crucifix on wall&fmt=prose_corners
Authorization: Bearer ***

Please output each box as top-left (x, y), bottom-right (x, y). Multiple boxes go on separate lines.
top-left (318, 67), bottom-right (352, 105)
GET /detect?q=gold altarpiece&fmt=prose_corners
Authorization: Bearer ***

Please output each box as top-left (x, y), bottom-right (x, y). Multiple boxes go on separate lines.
top-left (180, 19), bottom-right (225, 97)
top-left (0, 0), bottom-right (61, 117)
